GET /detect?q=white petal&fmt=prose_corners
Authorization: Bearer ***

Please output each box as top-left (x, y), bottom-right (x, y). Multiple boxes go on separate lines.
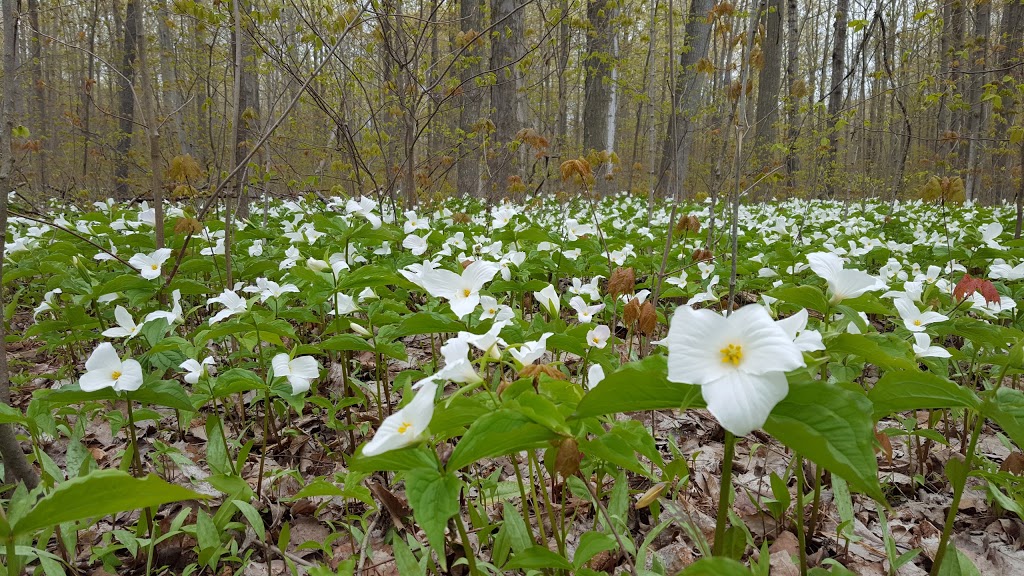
top-left (288, 356), bottom-right (320, 380)
top-left (114, 359), bottom-right (144, 392)
top-left (702, 370), bottom-right (789, 436)
top-left (79, 370), bottom-right (114, 392)
top-left (271, 353), bottom-right (291, 378)
top-left (85, 342), bottom-right (121, 373)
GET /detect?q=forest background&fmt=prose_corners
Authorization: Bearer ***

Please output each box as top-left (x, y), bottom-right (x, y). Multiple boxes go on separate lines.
top-left (0, 0), bottom-right (1021, 210)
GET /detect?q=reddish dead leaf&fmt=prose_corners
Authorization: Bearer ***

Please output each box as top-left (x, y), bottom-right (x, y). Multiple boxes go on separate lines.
top-left (954, 273), bottom-right (1000, 304)
top-left (1001, 452), bottom-right (1024, 475)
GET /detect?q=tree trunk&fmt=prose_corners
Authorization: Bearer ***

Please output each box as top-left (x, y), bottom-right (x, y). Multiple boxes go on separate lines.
top-left (137, 5), bottom-right (165, 250)
top-left (114, 0), bottom-right (141, 200)
top-left (754, 0), bottom-right (782, 151)
top-left (233, 0), bottom-right (260, 219)
top-left (157, 0), bottom-right (189, 156)
top-left (584, 0), bottom-right (614, 192)
top-left (487, 0), bottom-right (524, 199)
top-left (0, 0), bottom-right (40, 491)
top-left (457, 0), bottom-right (484, 197)
top-left (964, 0), bottom-right (990, 201)
top-left (824, 0), bottom-right (848, 198)
top-left (994, 0), bottom-right (1024, 202)
top-left (27, 0), bottom-right (47, 191)
top-left (784, 0), bottom-right (799, 186)
top-left (656, 0), bottom-right (714, 199)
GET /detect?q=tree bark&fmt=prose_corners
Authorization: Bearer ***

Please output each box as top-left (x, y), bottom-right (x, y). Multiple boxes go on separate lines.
top-left (457, 0), bottom-right (484, 197)
top-left (0, 0), bottom-right (40, 491)
top-left (157, 0), bottom-right (189, 156)
top-left (27, 0), bottom-right (47, 191)
top-left (784, 0), bottom-right (799, 186)
top-left (825, 0), bottom-right (848, 198)
top-left (754, 0), bottom-right (782, 150)
top-left (994, 0), bottom-right (1024, 202)
top-left (487, 0), bottom-right (524, 199)
top-left (233, 0), bottom-right (260, 219)
top-left (964, 0), bottom-right (990, 201)
top-left (584, 0), bottom-right (613, 189)
top-left (114, 0), bottom-right (141, 200)
top-left (656, 0), bottom-right (713, 199)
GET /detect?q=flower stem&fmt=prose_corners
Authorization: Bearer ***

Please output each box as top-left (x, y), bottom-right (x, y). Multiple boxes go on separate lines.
top-left (713, 431), bottom-right (736, 556)
top-left (930, 412), bottom-right (982, 576)
top-left (794, 454), bottom-right (808, 576)
top-left (453, 511), bottom-right (478, 575)
top-left (124, 397), bottom-right (154, 536)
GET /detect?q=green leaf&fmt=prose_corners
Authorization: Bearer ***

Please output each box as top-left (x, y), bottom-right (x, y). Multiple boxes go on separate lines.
top-left (767, 285), bottom-right (829, 313)
top-left (868, 370), bottom-right (980, 421)
top-left (765, 379), bottom-right (883, 502)
top-left (320, 334), bottom-right (375, 352)
top-left (231, 499), bottom-right (266, 541)
top-left (350, 445), bottom-right (438, 472)
top-left (573, 355), bottom-right (704, 419)
top-left (14, 470), bottom-right (207, 535)
top-left (937, 545), bottom-right (982, 576)
top-left (394, 312), bottom-right (466, 336)
top-left (336, 265), bottom-right (401, 291)
top-left (505, 545), bottom-right (574, 571)
top-left (680, 557), bottom-right (751, 575)
top-left (573, 531), bottom-right (617, 569)
top-left (827, 333), bottom-right (918, 372)
top-left (405, 469), bottom-right (461, 558)
top-left (38, 380), bottom-right (193, 412)
top-left (983, 388), bottom-right (1024, 450)
top-left (447, 409), bottom-right (561, 471)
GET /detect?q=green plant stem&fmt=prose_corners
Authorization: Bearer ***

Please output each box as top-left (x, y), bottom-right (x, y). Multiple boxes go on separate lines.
top-left (511, 455), bottom-right (538, 545)
top-left (930, 413), bottom-right (983, 576)
top-left (794, 454), bottom-right (808, 576)
top-left (808, 464), bottom-right (822, 537)
top-left (527, 451), bottom-right (548, 545)
top-left (124, 397), bottom-right (155, 537)
top-left (2, 505), bottom-right (22, 576)
top-left (256, 389), bottom-right (270, 497)
top-left (583, 475), bottom-right (637, 576)
top-left (713, 431), bottom-right (736, 556)
top-left (453, 512), bottom-right (479, 575)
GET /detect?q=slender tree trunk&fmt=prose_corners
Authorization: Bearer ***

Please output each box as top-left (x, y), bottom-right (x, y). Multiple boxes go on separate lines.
top-left (584, 0), bottom-right (615, 193)
top-left (27, 0), bottom-right (47, 191)
top-left (114, 0), bottom-right (141, 200)
top-left (825, 0), bottom-right (848, 198)
top-left (157, 0), bottom-right (189, 156)
top-left (233, 0), bottom-right (260, 219)
top-left (964, 0), bottom-right (990, 201)
top-left (82, 0), bottom-right (99, 179)
top-left (457, 0), bottom-right (484, 197)
top-left (488, 0), bottom-right (525, 199)
top-left (784, 0), bottom-right (799, 187)
top-left (994, 0), bottom-right (1024, 202)
top-left (656, 0), bottom-right (714, 198)
top-left (137, 6), bottom-right (165, 250)
top-left (754, 0), bottom-right (782, 151)
top-left (0, 0), bottom-right (40, 491)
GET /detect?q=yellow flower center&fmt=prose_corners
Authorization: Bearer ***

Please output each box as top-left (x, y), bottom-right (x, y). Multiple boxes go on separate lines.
top-left (592, 337), bottom-right (600, 344)
top-left (397, 421), bottom-right (413, 435)
top-left (913, 319), bottom-right (922, 326)
top-left (150, 264), bottom-right (158, 270)
top-left (462, 288), bottom-right (471, 298)
top-left (720, 344), bottom-right (743, 366)
top-left (111, 370), bottom-right (122, 380)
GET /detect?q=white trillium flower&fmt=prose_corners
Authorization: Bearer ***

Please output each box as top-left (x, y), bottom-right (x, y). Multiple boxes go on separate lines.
top-left (271, 354), bottom-right (320, 395)
top-left (912, 333), bottom-right (951, 359)
top-left (33, 288), bottom-right (62, 319)
top-left (330, 293), bottom-right (360, 316)
top-left (207, 289), bottom-right (248, 324)
top-left (587, 364), bottom-right (605, 390)
top-left (403, 233), bottom-right (429, 256)
top-left (534, 284), bottom-right (560, 315)
top-left (570, 296), bottom-right (605, 323)
top-left (774, 308), bottom-right (825, 352)
top-left (145, 289), bottom-right (184, 324)
top-left (807, 252), bottom-right (888, 304)
top-left (101, 306), bottom-right (145, 339)
top-left (419, 261), bottom-right (500, 319)
top-left (893, 297), bottom-right (948, 332)
top-left (510, 333), bottom-right (554, 366)
top-left (80, 343), bottom-right (144, 393)
top-left (459, 322), bottom-right (507, 360)
top-left (362, 380), bottom-right (438, 456)
top-left (665, 305), bottom-right (806, 436)
top-left (180, 356), bottom-right (215, 384)
top-left (433, 337), bottom-right (483, 384)
top-left (586, 325), bottom-right (610, 349)
top-left (128, 248), bottom-right (173, 280)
